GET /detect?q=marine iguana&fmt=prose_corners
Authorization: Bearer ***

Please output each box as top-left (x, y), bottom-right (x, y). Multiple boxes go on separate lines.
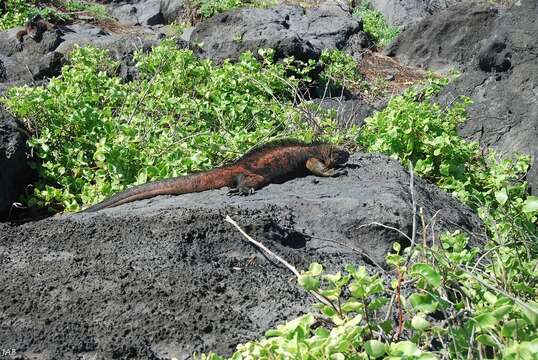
top-left (81, 140), bottom-right (349, 212)
top-left (15, 15), bottom-right (57, 49)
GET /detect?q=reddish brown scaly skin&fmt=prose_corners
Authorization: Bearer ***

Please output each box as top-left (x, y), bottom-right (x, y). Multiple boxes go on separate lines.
top-left (15, 15), bottom-right (56, 48)
top-left (81, 141), bottom-right (349, 212)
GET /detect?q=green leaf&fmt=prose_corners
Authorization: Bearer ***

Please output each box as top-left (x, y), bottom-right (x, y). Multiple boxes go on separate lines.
top-left (492, 305), bottom-right (513, 319)
top-left (330, 354), bottom-right (345, 360)
top-left (495, 188), bottom-right (508, 205)
top-left (319, 288), bottom-right (340, 301)
top-left (501, 319), bottom-right (518, 337)
top-left (409, 293), bottom-right (438, 314)
top-left (474, 313), bottom-right (497, 331)
top-left (410, 263), bottom-right (442, 288)
top-left (522, 196), bottom-right (538, 213)
top-left (411, 315), bottom-right (430, 331)
top-left (390, 341), bottom-right (421, 357)
top-left (364, 340), bottom-right (386, 358)
top-left (483, 291), bottom-right (497, 305)
top-left (368, 296), bottom-right (389, 311)
top-left (308, 262), bottom-right (323, 276)
top-left (298, 275), bottom-right (320, 291)
top-left (323, 272), bottom-right (342, 283)
top-left (341, 300), bottom-right (364, 313)
top-left (476, 334), bottom-right (497, 347)
top-left (520, 301), bottom-right (538, 327)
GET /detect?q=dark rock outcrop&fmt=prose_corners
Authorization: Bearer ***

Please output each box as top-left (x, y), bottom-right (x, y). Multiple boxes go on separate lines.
top-left (385, 2), bottom-right (500, 72)
top-left (106, 0), bottom-right (164, 26)
top-left (0, 22), bottom-right (161, 92)
top-left (437, 0), bottom-right (538, 193)
top-left (0, 153), bottom-right (483, 358)
top-left (0, 108), bottom-right (32, 218)
top-left (367, 0), bottom-right (465, 28)
top-left (0, 27), bottom-right (66, 91)
top-left (189, 2), bottom-right (367, 63)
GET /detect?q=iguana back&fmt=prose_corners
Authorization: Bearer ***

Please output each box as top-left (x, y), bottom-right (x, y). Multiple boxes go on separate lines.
top-left (81, 140), bottom-right (349, 212)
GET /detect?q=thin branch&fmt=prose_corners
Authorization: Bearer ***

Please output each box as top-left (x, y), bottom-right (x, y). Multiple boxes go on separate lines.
top-left (225, 215), bottom-right (333, 308)
top-left (405, 162), bottom-right (417, 267)
top-left (356, 222), bottom-right (412, 243)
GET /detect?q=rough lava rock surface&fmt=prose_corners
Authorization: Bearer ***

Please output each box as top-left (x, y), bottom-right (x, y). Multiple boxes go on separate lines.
top-left (0, 107), bottom-right (32, 218)
top-left (437, 0), bottom-right (538, 194)
top-left (0, 21), bottom-right (162, 93)
top-left (367, 0), bottom-right (465, 28)
top-left (385, 2), bottom-right (501, 72)
top-left (189, 2), bottom-right (367, 63)
top-left (0, 153), bottom-right (483, 358)
top-left (106, 0), bottom-right (165, 26)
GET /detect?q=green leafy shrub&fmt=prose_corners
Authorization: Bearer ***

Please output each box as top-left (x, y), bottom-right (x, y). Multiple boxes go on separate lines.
top-left (0, 0), bottom-right (41, 30)
top-left (318, 49), bottom-right (365, 94)
top-left (194, 0), bottom-right (276, 18)
top-left (62, 1), bottom-right (110, 20)
top-left (354, 1), bottom-right (400, 47)
top-left (199, 232), bottom-right (537, 359)
top-left (3, 42), bottom-right (353, 211)
top-left (198, 0), bottom-right (244, 18)
top-left (359, 76), bottom-right (536, 245)
top-left (0, 0), bottom-right (109, 30)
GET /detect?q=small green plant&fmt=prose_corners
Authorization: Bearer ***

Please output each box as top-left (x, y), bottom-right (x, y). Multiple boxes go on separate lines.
top-left (199, 230), bottom-right (537, 359)
top-left (197, 0), bottom-right (244, 18)
top-left (0, 0), bottom-right (109, 30)
top-left (358, 76), bottom-right (537, 247)
top-left (0, 0), bottom-right (41, 30)
top-left (192, 0), bottom-right (277, 19)
top-left (62, 0), bottom-right (110, 20)
top-left (353, 1), bottom-right (400, 47)
top-left (318, 49), bottom-right (365, 94)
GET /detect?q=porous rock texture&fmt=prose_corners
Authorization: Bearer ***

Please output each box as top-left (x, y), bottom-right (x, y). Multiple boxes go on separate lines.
top-left (386, 0), bottom-right (537, 193)
top-left (0, 20), bottom-right (162, 93)
top-left (0, 108), bottom-right (32, 218)
top-left (188, 2), bottom-right (369, 63)
top-left (436, 0), bottom-right (538, 194)
top-left (0, 153), bottom-right (483, 359)
top-left (366, 0), bottom-right (465, 28)
top-left (385, 1), bottom-right (501, 72)
top-left (104, 0), bottom-right (191, 26)
top-left (106, 0), bottom-right (164, 26)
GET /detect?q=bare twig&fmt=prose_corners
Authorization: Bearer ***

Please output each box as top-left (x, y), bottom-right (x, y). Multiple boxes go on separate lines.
top-left (307, 234), bottom-right (386, 273)
top-left (356, 221), bottom-right (412, 243)
top-left (405, 162), bottom-right (417, 267)
top-left (394, 267), bottom-right (404, 339)
top-left (225, 215), bottom-right (333, 307)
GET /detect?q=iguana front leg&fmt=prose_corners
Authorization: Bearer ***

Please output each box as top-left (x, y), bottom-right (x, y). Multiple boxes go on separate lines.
top-left (228, 173), bottom-right (266, 196)
top-left (306, 157), bottom-right (348, 177)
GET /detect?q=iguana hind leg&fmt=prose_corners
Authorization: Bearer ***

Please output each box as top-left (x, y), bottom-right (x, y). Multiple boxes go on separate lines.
top-left (227, 173), bottom-right (266, 196)
top-left (306, 157), bottom-right (348, 177)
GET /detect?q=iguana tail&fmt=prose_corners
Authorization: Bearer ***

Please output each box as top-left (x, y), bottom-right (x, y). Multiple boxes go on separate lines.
top-left (81, 168), bottom-right (239, 213)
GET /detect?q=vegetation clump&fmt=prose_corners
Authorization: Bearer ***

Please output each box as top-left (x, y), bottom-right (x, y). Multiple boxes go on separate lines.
top-left (353, 1), bottom-right (400, 47)
top-left (0, 0), bottom-right (109, 30)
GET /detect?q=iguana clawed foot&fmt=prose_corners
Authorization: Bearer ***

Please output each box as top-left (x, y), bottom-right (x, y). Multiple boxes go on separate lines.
top-left (332, 168), bottom-right (348, 177)
top-left (227, 187), bottom-right (256, 196)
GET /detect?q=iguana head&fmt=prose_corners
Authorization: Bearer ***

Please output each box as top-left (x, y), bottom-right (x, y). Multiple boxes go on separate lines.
top-left (322, 146), bottom-right (349, 167)
top-left (332, 147), bottom-right (350, 165)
